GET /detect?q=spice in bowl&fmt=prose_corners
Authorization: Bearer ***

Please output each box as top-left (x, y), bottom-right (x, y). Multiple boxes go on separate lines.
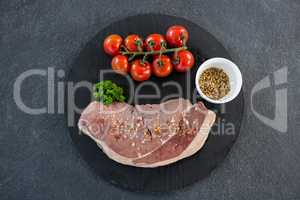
top-left (199, 67), bottom-right (230, 100)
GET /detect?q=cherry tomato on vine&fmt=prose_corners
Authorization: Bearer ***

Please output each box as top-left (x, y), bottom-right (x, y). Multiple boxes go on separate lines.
top-left (145, 34), bottom-right (166, 51)
top-left (152, 55), bottom-right (173, 77)
top-left (103, 34), bottom-right (123, 56)
top-left (130, 59), bottom-right (152, 81)
top-left (166, 25), bottom-right (189, 47)
top-left (111, 55), bottom-right (129, 74)
top-left (173, 50), bottom-right (195, 72)
top-left (124, 34), bottom-right (143, 52)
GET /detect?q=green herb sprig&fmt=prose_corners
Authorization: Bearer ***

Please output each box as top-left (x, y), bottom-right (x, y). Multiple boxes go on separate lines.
top-left (93, 80), bottom-right (126, 105)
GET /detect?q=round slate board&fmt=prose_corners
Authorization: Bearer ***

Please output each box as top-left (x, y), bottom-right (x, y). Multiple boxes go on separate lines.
top-left (66, 14), bottom-right (244, 192)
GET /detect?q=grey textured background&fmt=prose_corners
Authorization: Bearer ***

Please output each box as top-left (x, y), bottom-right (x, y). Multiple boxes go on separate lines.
top-left (0, 0), bottom-right (299, 199)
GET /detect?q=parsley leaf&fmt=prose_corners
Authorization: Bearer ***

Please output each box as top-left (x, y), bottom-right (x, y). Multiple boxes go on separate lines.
top-left (93, 80), bottom-right (126, 105)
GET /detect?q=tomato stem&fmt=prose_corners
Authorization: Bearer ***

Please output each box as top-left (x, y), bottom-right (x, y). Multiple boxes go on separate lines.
top-left (135, 40), bottom-right (143, 52)
top-left (142, 52), bottom-right (148, 64)
top-left (128, 54), bottom-right (136, 61)
top-left (121, 46), bottom-right (187, 56)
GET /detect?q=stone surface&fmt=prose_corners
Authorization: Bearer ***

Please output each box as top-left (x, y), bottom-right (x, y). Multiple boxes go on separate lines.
top-left (0, 0), bottom-right (299, 199)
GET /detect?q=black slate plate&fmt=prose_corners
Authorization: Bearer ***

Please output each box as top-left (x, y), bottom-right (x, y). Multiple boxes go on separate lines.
top-left (66, 14), bottom-right (244, 192)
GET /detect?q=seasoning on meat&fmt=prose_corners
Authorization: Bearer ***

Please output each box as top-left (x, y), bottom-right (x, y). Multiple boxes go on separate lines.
top-left (78, 98), bottom-right (216, 167)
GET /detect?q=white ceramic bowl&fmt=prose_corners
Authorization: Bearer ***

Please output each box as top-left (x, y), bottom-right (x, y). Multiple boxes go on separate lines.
top-left (195, 57), bottom-right (242, 104)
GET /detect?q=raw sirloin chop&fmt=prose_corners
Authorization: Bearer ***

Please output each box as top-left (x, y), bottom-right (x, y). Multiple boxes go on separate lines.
top-left (78, 98), bottom-right (216, 167)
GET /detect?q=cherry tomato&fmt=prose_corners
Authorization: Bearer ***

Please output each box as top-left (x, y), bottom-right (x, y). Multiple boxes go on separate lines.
top-left (124, 34), bottom-right (143, 52)
top-left (103, 34), bottom-right (123, 56)
top-left (173, 50), bottom-right (195, 72)
top-left (111, 55), bottom-right (129, 74)
top-left (145, 34), bottom-right (166, 51)
top-left (166, 25), bottom-right (189, 47)
top-left (152, 55), bottom-right (173, 77)
top-left (130, 59), bottom-right (151, 81)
